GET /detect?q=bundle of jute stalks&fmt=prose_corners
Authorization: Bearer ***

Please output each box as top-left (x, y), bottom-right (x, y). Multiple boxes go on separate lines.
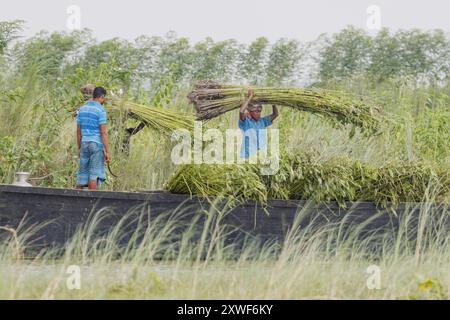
top-left (165, 151), bottom-right (450, 208)
top-left (107, 100), bottom-right (195, 136)
top-left (188, 81), bottom-right (384, 133)
top-left (77, 84), bottom-right (194, 136)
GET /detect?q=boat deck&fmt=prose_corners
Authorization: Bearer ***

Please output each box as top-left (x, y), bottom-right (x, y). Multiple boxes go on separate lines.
top-left (0, 184), bottom-right (448, 248)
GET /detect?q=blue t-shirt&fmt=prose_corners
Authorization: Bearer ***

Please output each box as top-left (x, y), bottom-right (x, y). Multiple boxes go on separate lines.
top-left (238, 115), bottom-right (272, 158)
top-left (76, 101), bottom-right (107, 146)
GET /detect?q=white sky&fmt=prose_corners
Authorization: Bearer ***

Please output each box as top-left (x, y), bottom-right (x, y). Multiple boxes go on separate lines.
top-left (1, 0), bottom-right (450, 43)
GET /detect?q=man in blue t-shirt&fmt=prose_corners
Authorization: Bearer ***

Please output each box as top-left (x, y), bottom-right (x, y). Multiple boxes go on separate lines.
top-left (76, 86), bottom-right (112, 190)
top-left (239, 89), bottom-right (279, 158)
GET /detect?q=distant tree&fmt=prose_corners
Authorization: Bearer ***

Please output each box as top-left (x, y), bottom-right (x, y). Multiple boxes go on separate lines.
top-left (81, 38), bottom-right (131, 66)
top-left (367, 29), bottom-right (450, 83)
top-left (366, 28), bottom-right (401, 83)
top-left (319, 27), bottom-right (450, 84)
top-left (13, 30), bottom-right (91, 79)
top-left (265, 38), bottom-right (302, 86)
top-left (78, 37), bottom-right (139, 88)
top-left (0, 20), bottom-right (24, 54)
top-left (402, 29), bottom-right (450, 82)
top-left (318, 26), bottom-right (372, 82)
top-left (155, 32), bottom-right (193, 83)
top-left (374, 29), bottom-right (435, 82)
top-left (238, 37), bottom-right (269, 85)
top-left (133, 35), bottom-right (164, 82)
top-left (424, 29), bottom-right (450, 81)
top-left (301, 34), bottom-right (329, 85)
top-left (190, 38), bottom-right (240, 82)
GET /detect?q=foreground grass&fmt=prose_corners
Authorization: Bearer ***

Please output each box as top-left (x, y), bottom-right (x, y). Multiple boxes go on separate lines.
top-left (1, 257), bottom-right (449, 299)
top-left (0, 203), bottom-right (449, 300)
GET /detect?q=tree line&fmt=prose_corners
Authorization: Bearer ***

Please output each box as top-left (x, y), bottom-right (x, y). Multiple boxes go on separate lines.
top-left (2, 20), bottom-right (450, 90)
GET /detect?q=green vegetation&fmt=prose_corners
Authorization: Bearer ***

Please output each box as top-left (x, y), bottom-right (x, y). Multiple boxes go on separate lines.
top-left (0, 20), bottom-right (449, 300)
top-left (0, 204), bottom-right (449, 299)
top-left (166, 152), bottom-right (449, 207)
top-left (1, 21), bottom-right (448, 196)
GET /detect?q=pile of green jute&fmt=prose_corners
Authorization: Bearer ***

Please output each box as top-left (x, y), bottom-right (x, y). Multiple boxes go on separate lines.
top-left (165, 151), bottom-right (450, 208)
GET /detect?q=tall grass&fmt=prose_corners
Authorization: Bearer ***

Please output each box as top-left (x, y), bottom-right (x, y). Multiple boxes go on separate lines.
top-left (1, 39), bottom-right (449, 300)
top-left (0, 199), bottom-right (448, 299)
top-left (1, 74), bottom-right (449, 191)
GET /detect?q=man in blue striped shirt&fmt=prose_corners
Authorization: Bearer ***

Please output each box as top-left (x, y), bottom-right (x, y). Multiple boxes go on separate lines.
top-left (76, 86), bottom-right (112, 190)
top-left (239, 88), bottom-right (279, 159)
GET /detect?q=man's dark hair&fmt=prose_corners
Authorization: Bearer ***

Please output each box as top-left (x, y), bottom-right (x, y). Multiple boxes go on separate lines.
top-left (93, 86), bottom-right (107, 99)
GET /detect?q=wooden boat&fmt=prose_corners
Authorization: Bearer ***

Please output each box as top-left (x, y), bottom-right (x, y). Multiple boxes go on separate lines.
top-left (0, 184), bottom-right (448, 248)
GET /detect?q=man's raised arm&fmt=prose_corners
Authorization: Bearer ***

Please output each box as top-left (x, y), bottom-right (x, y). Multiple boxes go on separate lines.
top-left (239, 88), bottom-right (254, 121)
top-left (271, 105), bottom-right (279, 122)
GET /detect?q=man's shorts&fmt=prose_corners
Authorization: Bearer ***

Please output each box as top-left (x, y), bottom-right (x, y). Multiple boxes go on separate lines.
top-left (77, 141), bottom-right (106, 186)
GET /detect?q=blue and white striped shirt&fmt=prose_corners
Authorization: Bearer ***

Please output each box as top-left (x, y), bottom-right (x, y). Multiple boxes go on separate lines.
top-left (239, 115), bottom-right (272, 158)
top-left (77, 101), bottom-right (107, 146)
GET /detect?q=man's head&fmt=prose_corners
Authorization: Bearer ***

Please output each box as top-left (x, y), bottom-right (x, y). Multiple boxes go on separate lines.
top-left (247, 103), bottom-right (263, 120)
top-left (93, 86), bottom-right (107, 104)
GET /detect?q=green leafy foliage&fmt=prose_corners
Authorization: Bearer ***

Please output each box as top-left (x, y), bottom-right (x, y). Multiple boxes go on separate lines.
top-left (0, 20), bottom-right (24, 54)
top-left (166, 151), bottom-right (450, 208)
top-left (318, 26), bottom-right (450, 83)
top-left (0, 21), bottom-right (448, 199)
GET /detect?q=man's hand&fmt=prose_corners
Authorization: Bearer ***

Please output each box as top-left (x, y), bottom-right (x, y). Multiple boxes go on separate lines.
top-left (247, 88), bottom-right (254, 99)
top-left (104, 150), bottom-right (112, 164)
top-left (100, 124), bottom-right (111, 164)
top-left (271, 105), bottom-right (279, 122)
top-left (240, 88), bottom-right (254, 121)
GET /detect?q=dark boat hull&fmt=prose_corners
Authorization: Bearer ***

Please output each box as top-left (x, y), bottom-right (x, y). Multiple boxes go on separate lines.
top-left (0, 184), bottom-right (448, 248)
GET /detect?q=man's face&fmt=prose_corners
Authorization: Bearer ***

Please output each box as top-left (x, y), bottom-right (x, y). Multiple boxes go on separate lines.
top-left (98, 96), bottom-right (106, 105)
top-left (249, 108), bottom-right (262, 120)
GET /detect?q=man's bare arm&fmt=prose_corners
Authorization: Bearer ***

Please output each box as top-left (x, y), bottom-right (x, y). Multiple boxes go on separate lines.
top-left (239, 88), bottom-right (254, 121)
top-left (77, 125), bottom-right (82, 154)
top-left (100, 124), bottom-right (112, 163)
top-left (271, 105), bottom-right (279, 122)
top-left (127, 122), bottom-right (146, 135)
